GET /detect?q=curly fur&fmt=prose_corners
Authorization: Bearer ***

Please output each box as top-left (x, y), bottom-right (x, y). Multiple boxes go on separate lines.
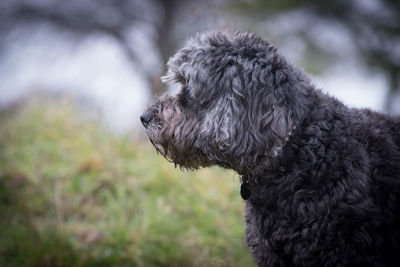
top-left (141, 31), bottom-right (400, 266)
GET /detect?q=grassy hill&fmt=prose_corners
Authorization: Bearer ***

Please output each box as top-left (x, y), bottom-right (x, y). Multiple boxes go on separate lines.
top-left (0, 98), bottom-right (255, 267)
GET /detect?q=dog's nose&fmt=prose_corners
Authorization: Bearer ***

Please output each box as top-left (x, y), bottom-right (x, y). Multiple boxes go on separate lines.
top-left (140, 112), bottom-right (153, 128)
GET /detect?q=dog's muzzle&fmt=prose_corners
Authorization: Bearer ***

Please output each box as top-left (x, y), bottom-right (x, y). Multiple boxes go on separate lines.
top-left (140, 111), bottom-right (153, 128)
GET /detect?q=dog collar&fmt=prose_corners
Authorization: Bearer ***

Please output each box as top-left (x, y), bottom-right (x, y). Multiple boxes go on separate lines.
top-left (287, 114), bottom-right (306, 141)
top-left (281, 112), bottom-right (308, 153)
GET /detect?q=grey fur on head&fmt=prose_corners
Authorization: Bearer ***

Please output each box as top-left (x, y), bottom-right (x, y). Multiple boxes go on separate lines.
top-left (144, 31), bottom-right (310, 175)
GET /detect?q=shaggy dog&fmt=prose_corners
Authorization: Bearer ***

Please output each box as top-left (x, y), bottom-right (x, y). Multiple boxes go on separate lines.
top-left (141, 31), bottom-right (400, 266)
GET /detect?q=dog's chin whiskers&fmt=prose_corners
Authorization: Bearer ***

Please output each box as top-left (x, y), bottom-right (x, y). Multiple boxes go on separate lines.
top-left (154, 143), bottom-right (166, 156)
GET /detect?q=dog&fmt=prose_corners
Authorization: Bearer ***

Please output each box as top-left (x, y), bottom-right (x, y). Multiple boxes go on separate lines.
top-left (141, 31), bottom-right (400, 266)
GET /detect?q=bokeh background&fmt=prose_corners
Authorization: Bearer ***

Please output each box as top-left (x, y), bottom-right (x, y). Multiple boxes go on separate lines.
top-left (1, 0), bottom-right (399, 266)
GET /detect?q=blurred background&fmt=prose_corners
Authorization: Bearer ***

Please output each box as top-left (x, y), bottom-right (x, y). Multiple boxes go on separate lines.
top-left (0, 0), bottom-right (399, 266)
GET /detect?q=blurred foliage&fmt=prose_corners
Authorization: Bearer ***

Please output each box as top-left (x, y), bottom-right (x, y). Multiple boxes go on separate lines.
top-left (0, 0), bottom-right (218, 96)
top-left (2, 0), bottom-right (400, 110)
top-left (0, 98), bottom-right (254, 267)
top-left (234, 0), bottom-right (400, 110)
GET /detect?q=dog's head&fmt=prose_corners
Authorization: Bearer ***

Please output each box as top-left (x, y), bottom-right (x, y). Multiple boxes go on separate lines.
top-left (141, 31), bottom-right (310, 175)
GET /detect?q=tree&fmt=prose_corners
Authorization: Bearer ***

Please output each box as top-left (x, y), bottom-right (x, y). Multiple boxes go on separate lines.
top-left (0, 0), bottom-right (189, 96)
top-left (234, 0), bottom-right (400, 111)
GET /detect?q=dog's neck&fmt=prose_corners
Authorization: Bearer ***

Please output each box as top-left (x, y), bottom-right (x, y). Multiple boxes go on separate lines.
top-left (240, 111), bottom-right (309, 200)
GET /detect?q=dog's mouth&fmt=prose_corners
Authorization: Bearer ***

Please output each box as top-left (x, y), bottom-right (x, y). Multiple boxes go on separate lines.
top-left (145, 125), bottom-right (165, 155)
top-left (146, 130), bottom-right (166, 154)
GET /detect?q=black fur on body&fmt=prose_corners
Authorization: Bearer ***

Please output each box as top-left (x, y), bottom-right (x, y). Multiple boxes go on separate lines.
top-left (141, 31), bottom-right (400, 266)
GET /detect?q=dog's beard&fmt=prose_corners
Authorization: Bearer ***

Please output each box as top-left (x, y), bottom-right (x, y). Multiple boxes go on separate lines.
top-left (145, 115), bottom-right (206, 170)
top-left (145, 123), bottom-right (169, 159)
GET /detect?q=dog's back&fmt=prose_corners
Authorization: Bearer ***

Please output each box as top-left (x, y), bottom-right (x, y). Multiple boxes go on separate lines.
top-left (362, 109), bottom-right (400, 266)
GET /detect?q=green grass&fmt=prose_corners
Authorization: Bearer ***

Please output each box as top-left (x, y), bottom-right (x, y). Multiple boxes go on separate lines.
top-left (0, 97), bottom-right (255, 267)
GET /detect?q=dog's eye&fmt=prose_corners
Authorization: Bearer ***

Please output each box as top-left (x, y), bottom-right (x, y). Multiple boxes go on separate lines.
top-left (200, 100), bottom-right (211, 108)
top-left (177, 74), bottom-right (186, 84)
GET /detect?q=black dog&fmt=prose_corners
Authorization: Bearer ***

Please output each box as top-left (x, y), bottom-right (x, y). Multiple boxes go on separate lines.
top-left (141, 31), bottom-right (400, 266)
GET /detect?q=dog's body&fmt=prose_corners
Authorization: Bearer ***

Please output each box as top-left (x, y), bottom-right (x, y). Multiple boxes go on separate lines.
top-left (244, 103), bottom-right (400, 266)
top-left (141, 31), bottom-right (400, 266)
